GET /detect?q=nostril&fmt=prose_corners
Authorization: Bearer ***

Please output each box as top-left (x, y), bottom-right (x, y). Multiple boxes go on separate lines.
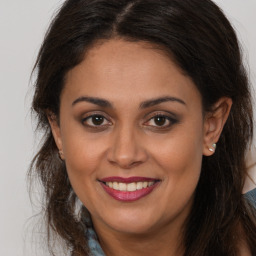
top-left (106, 132), bottom-right (148, 168)
top-left (108, 157), bottom-right (143, 169)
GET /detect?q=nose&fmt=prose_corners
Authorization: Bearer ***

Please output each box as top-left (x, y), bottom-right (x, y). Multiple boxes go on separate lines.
top-left (107, 125), bottom-right (148, 169)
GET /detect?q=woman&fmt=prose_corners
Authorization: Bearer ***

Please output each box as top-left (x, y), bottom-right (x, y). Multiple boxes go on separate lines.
top-left (30, 0), bottom-right (256, 255)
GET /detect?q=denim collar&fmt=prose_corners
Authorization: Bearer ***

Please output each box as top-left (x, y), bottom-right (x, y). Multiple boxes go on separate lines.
top-left (244, 187), bottom-right (256, 208)
top-left (87, 226), bottom-right (106, 256)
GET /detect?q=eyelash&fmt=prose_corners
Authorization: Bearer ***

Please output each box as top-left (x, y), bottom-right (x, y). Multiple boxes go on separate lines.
top-left (82, 113), bottom-right (112, 128)
top-left (143, 113), bottom-right (178, 129)
top-left (81, 112), bottom-right (178, 130)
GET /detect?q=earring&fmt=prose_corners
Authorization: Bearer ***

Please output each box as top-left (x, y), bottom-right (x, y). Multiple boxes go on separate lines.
top-left (59, 150), bottom-right (64, 160)
top-left (209, 143), bottom-right (216, 152)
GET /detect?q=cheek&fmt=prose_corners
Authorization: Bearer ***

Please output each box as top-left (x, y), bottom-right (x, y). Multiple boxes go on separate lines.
top-left (156, 140), bottom-right (202, 187)
top-left (152, 123), bottom-right (203, 168)
top-left (62, 133), bottom-right (107, 209)
top-left (64, 138), bottom-right (105, 177)
top-left (150, 122), bottom-right (204, 193)
top-left (60, 120), bottom-right (107, 182)
top-left (151, 134), bottom-right (203, 218)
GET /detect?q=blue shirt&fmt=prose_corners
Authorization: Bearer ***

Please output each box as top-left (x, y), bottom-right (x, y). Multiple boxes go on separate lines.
top-left (244, 187), bottom-right (256, 208)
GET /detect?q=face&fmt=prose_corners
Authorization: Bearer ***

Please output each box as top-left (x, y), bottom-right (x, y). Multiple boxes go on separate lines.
top-left (51, 39), bottom-right (219, 237)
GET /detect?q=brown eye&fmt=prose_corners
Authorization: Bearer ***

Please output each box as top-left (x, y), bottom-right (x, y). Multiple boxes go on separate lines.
top-left (153, 116), bottom-right (167, 126)
top-left (82, 114), bottom-right (111, 127)
top-left (91, 115), bottom-right (104, 125)
top-left (145, 114), bottom-right (177, 129)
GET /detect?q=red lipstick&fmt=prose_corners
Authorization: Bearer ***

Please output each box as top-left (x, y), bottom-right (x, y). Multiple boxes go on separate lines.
top-left (99, 176), bottom-right (160, 202)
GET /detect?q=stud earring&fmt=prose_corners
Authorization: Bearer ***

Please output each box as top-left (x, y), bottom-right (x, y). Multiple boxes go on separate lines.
top-left (209, 143), bottom-right (216, 152)
top-left (59, 150), bottom-right (64, 160)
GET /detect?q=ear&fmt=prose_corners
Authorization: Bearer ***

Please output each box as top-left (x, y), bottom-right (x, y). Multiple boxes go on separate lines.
top-left (203, 97), bottom-right (232, 156)
top-left (47, 111), bottom-right (65, 160)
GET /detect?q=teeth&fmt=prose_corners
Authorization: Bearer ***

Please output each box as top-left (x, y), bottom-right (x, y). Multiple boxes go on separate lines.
top-left (127, 182), bottom-right (136, 192)
top-left (119, 183), bottom-right (127, 191)
top-left (113, 182), bottom-right (119, 190)
top-left (143, 182), bottom-right (148, 188)
top-left (105, 181), bottom-right (155, 191)
top-left (136, 182), bottom-right (143, 190)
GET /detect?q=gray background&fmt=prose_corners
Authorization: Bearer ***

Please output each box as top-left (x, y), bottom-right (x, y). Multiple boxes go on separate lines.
top-left (0, 1), bottom-right (255, 255)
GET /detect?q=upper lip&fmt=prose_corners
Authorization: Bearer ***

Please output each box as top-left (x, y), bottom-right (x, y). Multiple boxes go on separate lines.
top-left (100, 176), bottom-right (160, 183)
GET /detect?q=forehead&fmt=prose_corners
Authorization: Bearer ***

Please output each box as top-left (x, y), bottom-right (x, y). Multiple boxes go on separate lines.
top-left (63, 39), bottom-right (201, 108)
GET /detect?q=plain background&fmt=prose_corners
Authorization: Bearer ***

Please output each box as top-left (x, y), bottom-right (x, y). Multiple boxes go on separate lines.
top-left (0, 1), bottom-right (255, 255)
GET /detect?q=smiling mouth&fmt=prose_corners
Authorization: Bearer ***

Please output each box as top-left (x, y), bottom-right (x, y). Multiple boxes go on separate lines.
top-left (104, 181), bottom-right (156, 192)
top-left (99, 177), bottom-right (160, 201)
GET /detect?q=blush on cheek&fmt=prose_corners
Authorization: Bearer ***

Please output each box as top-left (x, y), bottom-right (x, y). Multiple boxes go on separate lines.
top-left (156, 137), bottom-right (202, 186)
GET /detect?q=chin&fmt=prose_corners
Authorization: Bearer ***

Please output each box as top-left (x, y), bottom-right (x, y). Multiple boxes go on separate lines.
top-left (95, 207), bottom-right (165, 235)
top-left (108, 219), bottom-right (157, 235)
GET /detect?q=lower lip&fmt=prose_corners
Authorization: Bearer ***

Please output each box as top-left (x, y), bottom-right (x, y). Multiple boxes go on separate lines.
top-left (100, 182), bottom-right (159, 202)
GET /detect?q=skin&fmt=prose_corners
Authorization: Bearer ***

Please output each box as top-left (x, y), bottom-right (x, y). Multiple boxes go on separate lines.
top-left (49, 39), bottom-right (232, 256)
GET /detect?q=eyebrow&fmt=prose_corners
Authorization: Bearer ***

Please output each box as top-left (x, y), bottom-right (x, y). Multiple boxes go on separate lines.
top-left (72, 95), bottom-right (186, 108)
top-left (139, 96), bottom-right (186, 108)
top-left (72, 96), bottom-right (112, 108)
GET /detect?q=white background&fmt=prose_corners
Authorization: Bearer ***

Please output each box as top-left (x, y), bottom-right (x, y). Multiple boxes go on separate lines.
top-left (0, 1), bottom-right (255, 255)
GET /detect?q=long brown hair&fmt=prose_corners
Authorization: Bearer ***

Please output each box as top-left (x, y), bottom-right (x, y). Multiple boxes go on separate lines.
top-left (30, 0), bottom-right (256, 255)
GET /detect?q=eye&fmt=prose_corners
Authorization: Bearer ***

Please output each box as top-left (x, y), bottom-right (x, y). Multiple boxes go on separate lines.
top-left (82, 114), bottom-right (111, 127)
top-left (145, 114), bottom-right (177, 128)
